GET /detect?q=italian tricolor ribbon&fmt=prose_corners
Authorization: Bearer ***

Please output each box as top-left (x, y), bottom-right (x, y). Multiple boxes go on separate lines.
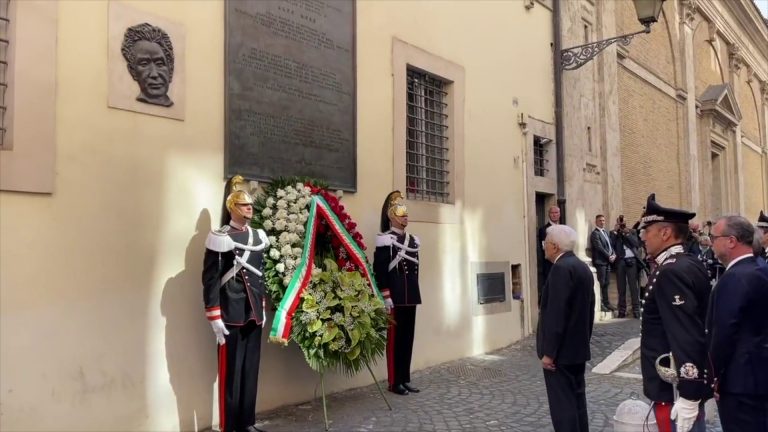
top-left (269, 195), bottom-right (382, 345)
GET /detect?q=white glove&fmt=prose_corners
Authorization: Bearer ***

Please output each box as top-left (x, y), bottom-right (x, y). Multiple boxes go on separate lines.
top-left (670, 397), bottom-right (699, 432)
top-left (210, 319), bottom-right (230, 345)
top-left (384, 298), bottom-right (394, 312)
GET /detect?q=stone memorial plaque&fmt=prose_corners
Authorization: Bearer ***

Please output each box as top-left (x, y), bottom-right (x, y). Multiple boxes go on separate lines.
top-left (226, 0), bottom-right (356, 190)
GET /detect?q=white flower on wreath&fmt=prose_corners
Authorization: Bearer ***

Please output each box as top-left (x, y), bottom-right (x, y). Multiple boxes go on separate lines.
top-left (281, 244), bottom-right (293, 256)
top-left (286, 192), bottom-right (298, 202)
top-left (262, 208), bottom-right (273, 217)
top-left (269, 248), bottom-right (280, 260)
top-left (287, 222), bottom-right (297, 233)
top-left (276, 199), bottom-right (288, 209)
top-left (289, 204), bottom-right (301, 214)
top-left (299, 214), bottom-right (308, 224)
top-left (275, 263), bottom-right (285, 273)
top-left (279, 232), bottom-right (291, 244)
top-left (283, 275), bottom-right (292, 286)
top-left (295, 182), bottom-right (304, 191)
top-left (288, 213), bottom-right (298, 223)
top-left (285, 185), bottom-right (296, 193)
top-left (291, 233), bottom-right (301, 244)
top-left (295, 225), bottom-right (305, 234)
top-left (266, 197), bottom-right (275, 208)
top-left (276, 189), bottom-right (286, 198)
top-left (292, 247), bottom-right (302, 256)
top-left (262, 220), bottom-right (273, 230)
top-left (285, 258), bottom-right (295, 270)
top-left (275, 220), bottom-right (287, 231)
top-left (268, 236), bottom-right (277, 245)
top-left (311, 265), bottom-right (322, 276)
top-left (275, 209), bottom-right (289, 220)
top-left (303, 186), bottom-right (312, 195)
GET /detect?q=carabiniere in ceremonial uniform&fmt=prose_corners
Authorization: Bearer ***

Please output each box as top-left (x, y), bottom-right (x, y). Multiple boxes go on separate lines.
top-left (638, 193), bottom-right (711, 432)
top-left (202, 175), bottom-right (270, 432)
top-left (373, 191), bottom-right (422, 396)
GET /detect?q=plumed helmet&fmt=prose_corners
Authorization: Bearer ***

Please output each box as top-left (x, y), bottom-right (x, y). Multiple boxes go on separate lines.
top-left (379, 190), bottom-right (408, 232)
top-left (225, 175), bottom-right (254, 214)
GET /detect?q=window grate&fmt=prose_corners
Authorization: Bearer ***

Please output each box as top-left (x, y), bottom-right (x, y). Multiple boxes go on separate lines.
top-left (533, 136), bottom-right (550, 177)
top-left (406, 68), bottom-right (450, 203)
top-left (0, 0), bottom-right (9, 147)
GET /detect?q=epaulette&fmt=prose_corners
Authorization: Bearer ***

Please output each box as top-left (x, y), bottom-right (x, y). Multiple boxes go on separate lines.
top-left (205, 226), bottom-right (236, 252)
top-left (376, 232), bottom-right (396, 247)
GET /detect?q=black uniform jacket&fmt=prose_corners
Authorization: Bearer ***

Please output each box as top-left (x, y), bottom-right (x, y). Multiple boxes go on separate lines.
top-left (640, 244), bottom-right (711, 402)
top-left (202, 225), bottom-right (268, 326)
top-left (536, 251), bottom-right (595, 364)
top-left (706, 256), bottom-right (768, 396)
top-left (373, 230), bottom-right (421, 305)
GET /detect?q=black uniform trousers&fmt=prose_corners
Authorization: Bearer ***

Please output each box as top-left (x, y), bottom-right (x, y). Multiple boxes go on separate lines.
top-left (717, 393), bottom-right (768, 432)
top-left (218, 321), bottom-right (262, 432)
top-left (387, 305), bottom-right (417, 388)
top-left (614, 258), bottom-right (639, 315)
top-left (595, 264), bottom-right (611, 308)
top-left (543, 363), bottom-right (589, 432)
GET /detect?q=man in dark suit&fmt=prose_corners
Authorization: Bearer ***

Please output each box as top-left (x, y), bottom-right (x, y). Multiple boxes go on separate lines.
top-left (611, 216), bottom-right (642, 318)
top-left (707, 216), bottom-right (768, 432)
top-left (638, 194), bottom-right (710, 432)
top-left (537, 224), bottom-right (595, 432)
top-left (537, 206), bottom-right (561, 305)
top-left (590, 214), bottom-right (616, 311)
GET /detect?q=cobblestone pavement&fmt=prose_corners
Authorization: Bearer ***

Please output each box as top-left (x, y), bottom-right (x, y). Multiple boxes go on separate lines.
top-left (257, 319), bottom-right (722, 432)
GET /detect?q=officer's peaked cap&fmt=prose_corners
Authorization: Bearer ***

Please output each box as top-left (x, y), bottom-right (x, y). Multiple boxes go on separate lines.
top-left (758, 210), bottom-right (768, 228)
top-left (639, 193), bottom-right (696, 229)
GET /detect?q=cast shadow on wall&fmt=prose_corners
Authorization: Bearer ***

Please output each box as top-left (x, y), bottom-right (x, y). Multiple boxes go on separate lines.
top-left (161, 209), bottom-right (218, 431)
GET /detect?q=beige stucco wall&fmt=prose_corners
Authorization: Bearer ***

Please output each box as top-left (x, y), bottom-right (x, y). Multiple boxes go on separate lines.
top-left (0, 1), bottom-right (551, 430)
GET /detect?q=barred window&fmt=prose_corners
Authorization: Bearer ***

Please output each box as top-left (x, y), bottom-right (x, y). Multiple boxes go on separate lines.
top-left (533, 135), bottom-right (551, 177)
top-left (406, 68), bottom-right (449, 203)
top-left (0, 0), bottom-right (9, 148)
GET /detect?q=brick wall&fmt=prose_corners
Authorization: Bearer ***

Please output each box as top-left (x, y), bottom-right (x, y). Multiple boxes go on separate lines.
top-left (735, 76), bottom-right (762, 144)
top-left (619, 67), bottom-right (683, 223)
top-left (693, 24), bottom-right (724, 98)
top-left (616, 0), bottom-right (677, 86)
top-left (742, 145), bottom-right (766, 218)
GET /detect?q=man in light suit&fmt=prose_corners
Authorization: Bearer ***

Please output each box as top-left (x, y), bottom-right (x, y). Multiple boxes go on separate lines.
top-left (538, 224), bottom-right (595, 432)
top-left (707, 216), bottom-right (768, 432)
top-left (590, 214), bottom-right (616, 311)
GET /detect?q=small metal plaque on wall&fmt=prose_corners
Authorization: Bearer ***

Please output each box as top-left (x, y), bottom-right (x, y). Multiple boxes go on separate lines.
top-left (225, 0), bottom-right (356, 190)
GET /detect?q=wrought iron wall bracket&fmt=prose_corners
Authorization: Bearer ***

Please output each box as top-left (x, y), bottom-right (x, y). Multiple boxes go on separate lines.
top-left (560, 25), bottom-right (650, 71)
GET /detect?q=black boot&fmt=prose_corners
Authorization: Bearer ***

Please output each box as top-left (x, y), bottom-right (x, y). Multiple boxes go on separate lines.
top-left (390, 384), bottom-right (409, 395)
top-left (403, 383), bottom-right (420, 393)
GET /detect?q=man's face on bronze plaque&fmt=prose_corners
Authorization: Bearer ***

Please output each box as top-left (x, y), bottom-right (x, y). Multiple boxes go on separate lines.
top-left (129, 40), bottom-right (171, 105)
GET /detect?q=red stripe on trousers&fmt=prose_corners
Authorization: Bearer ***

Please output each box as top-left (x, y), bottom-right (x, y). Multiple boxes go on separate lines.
top-left (218, 343), bottom-right (228, 432)
top-left (386, 312), bottom-right (396, 388)
top-left (653, 402), bottom-right (673, 432)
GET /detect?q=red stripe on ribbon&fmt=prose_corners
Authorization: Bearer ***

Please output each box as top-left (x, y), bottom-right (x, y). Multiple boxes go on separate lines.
top-left (280, 213), bottom-right (320, 341)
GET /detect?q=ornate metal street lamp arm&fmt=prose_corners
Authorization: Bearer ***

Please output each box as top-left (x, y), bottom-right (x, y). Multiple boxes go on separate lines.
top-left (560, 25), bottom-right (650, 71)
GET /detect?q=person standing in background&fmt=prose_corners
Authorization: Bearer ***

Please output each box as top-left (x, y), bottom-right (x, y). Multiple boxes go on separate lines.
top-left (537, 206), bottom-right (561, 306)
top-left (590, 214), bottom-right (616, 312)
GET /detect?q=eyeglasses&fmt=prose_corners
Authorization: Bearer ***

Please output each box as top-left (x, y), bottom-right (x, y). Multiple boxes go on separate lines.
top-left (710, 234), bottom-right (734, 241)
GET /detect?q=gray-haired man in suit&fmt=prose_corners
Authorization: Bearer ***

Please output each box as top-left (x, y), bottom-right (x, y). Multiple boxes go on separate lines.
top-left (538, 224), bottom-right (595, 432)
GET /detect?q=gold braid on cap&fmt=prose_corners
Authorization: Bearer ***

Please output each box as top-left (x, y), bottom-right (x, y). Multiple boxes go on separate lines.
top-left (387, 191), bottom-right (408, 218)
top-left (225, 175), bottom-right (254, 213)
